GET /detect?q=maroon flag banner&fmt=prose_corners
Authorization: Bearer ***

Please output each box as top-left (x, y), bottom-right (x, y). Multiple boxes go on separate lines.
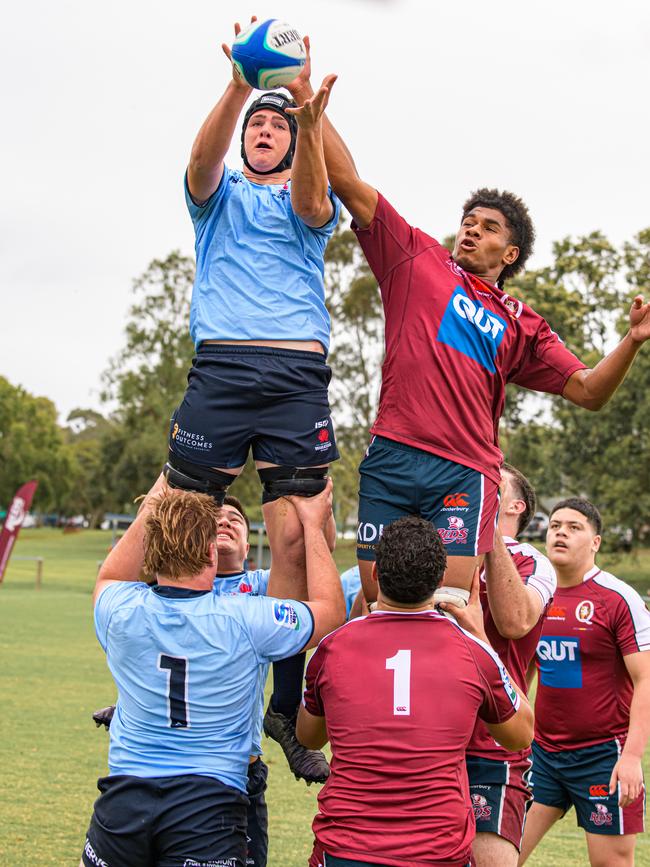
top-left (0, 480), bottom-right (38, 584)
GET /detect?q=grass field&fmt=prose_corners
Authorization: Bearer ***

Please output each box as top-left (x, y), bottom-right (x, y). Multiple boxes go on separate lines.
top-left (1, 529), bottom-right (649, 866)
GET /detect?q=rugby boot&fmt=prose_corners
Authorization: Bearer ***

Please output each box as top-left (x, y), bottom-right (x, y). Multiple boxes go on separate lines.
top-left (263, 703), bottom-right (330, 784)
top-left (92, 704), bottom-right (115, 730)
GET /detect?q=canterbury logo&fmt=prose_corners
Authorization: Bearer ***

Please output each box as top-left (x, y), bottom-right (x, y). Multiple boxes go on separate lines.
top-left (444, 492), bottom-right (469, 507)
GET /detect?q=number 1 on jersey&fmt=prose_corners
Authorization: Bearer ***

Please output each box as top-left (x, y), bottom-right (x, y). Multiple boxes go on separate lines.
top-left (158, 654), bottom-right (190, 728)
top-left (386, 649), bottom-right (411, 716)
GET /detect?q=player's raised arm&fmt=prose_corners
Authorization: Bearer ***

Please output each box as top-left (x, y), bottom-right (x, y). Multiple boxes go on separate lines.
top-left (562, 294), bottom-right (650, 410)
top-left (442, 571), bottom-right (534, 752)
top-left (187, 21), bottom-right (254, 203)
top-left (276, 479), bottom-right (346, 646)
top-left (286, 74), bottom-right (337, 228)
top-left (484, 530), bottom-right (546, 639)
top-left (286, 37), bottom-right (377, 228)
top-left (93, 474), bottom-right (168, 604)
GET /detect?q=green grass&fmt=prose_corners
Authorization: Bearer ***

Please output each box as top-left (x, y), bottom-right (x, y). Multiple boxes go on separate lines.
top-left (1, 530), bottom-right (649, 865)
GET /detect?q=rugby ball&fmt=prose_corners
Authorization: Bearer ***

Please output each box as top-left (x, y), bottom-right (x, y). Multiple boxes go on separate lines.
top-left (232, 19), bottom-right (306, 90)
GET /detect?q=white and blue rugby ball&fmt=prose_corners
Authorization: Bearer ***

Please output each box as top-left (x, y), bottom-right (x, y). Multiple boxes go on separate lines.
top-left (232, 19), bottom-right (306, 90)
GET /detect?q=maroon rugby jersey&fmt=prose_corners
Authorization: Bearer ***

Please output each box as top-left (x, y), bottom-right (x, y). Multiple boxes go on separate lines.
top-left (467, 537), bottom-right (556, 761)
top-left (534, 566), bottom-right (650, 751)
top-left (303, 610), bottom-right (520, 866)
top-left (352, 195), bottom-right (586, 484)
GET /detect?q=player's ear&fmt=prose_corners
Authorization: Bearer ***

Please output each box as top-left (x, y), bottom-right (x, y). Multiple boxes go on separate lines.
top-left (371, 562), bottom-right (379, 586)
top-left (592, 534), bottom-right (602, 554)
top-left (503, 244), bottom-right (519, 266)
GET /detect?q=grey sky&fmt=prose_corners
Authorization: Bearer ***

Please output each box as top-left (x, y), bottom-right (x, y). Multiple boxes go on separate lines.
top-left (3, 0), bottom-right (649, 420)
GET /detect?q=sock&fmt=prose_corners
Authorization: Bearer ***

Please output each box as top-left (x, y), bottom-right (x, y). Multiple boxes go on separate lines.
top-left (271, 653), bottom-right (306, 717)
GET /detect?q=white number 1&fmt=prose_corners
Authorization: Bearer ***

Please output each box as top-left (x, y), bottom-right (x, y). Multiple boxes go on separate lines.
top-left (385, 649), bottom-right (411, 716)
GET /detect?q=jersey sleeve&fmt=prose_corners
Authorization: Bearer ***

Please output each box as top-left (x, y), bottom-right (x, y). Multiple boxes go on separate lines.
top-left (302, 640), bottom-right (328, 716)
top-left (93, 583), bottom-right (141, 651)
top-left (352, 193), bottom-right (438, 285)
top-left (241, 597), bottom-right (315, 663)
top-left (520, 547), bottom-right (557, 608)
top-left (309, 188), bottom-right (341, 237)
top-left (184, 166), bottom-right (232, 228)
top-left (608, 581), bottom-right (650, 655)
top-left (468, 635), bottom-right (521, 725)
top-left (508, 315), bottom-right (587, 394)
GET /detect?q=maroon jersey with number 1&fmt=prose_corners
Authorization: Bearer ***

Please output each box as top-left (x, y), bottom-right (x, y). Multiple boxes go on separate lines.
top-left (303, 610), bottom-right (521, 867)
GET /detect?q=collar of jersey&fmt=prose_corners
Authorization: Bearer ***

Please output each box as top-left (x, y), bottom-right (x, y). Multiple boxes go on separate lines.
top-left (215, 570), bottom-right (247, 580)
top-left (582, 566), bottom-right (601, 583)
top-left (151, 584), bottom-right (211, 598)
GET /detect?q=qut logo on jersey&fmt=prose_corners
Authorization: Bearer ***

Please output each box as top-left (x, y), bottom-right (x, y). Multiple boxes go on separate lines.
top-left (437, 286), bottom-right (507, 373)
top-left (537, 637), bottom-right (582, 688)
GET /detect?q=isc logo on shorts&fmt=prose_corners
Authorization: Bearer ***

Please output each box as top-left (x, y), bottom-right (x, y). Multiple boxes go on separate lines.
top-left (437, 286), bottom-right (507, 373)
top-left (537, 637), bottom-right (582, 688)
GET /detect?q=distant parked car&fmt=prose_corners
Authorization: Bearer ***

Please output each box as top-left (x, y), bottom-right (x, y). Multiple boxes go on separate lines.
top-left (520, 512), bottom-right (549, 542)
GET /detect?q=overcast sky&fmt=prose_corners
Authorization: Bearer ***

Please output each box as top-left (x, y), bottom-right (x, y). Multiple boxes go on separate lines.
top-left (3, 0), bottom-right (649, 420)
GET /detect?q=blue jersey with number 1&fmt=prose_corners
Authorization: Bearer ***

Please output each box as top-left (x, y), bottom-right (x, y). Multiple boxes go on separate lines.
top-left (94, 582), bottom-right (313, 792)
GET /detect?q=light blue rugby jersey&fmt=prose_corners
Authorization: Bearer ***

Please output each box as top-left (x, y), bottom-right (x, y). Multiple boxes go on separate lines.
top-left (339, 566), bottom-right (362, 619)
top-left (213, 569), bottom-right (270, 756)
top-left (94, 581), bottom-right (313, 792)
top-left (185, 167), bottom-right (340, 352)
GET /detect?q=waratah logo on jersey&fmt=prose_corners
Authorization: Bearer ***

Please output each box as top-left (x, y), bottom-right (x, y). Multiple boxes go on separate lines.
top-left (471, 793), bottom-right (493, 820)
top-left (273, 602), bottom-right (300, 630)
top-left (438, 515), bottom-right (469, 545)
top-left (537, 637), bottom-right (582, 688)
top-left (590, 804), bottom-right (613, 826)
top-left (437, 286), bottom-right (507, 373)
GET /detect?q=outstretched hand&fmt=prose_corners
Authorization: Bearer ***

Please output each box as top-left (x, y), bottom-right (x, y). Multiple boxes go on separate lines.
top-left (221, 17), bottom-right (256, 91)
top-left (286, 34), bottom-right (314, 102)
top-left (629, 294), bottom-right (650, 344)
top-left (285, 74), bottom-right (337, 130)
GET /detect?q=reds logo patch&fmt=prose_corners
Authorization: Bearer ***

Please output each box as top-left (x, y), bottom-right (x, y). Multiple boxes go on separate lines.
top-left (590, 803), bottom-right (613, 826)
top-left (438, 515), bottom-right (469, 545)
top-left (471, 793), bottom-right (492, 820)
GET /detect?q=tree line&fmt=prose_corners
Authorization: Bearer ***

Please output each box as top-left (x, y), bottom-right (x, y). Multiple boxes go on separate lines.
top-left (2, 224), bottom-right (649, 543)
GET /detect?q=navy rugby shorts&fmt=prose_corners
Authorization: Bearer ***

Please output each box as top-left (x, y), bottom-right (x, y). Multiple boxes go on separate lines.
top-left (357, 436), bottom-right (499, 561)
top-left (81, 773), bottom-right (248, 867)
top-left (466, 753), bottom-right (533, 851)
top-left (170, 345), bottom-right (339, 469)
top-left (530, 739), bottom-right (645, 835)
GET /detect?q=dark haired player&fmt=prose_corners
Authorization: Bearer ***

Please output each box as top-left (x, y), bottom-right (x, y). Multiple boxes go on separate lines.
top-left (298, 515), bottom-right (534, 867)
top-left (464, 464), bottom-right (556, 867)
top-left (520, 498), bottom-right (650, 867)
top-left (163, 24), bottom-right (341, 782)
top-left (287, 50), bottom-right (650, 611)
